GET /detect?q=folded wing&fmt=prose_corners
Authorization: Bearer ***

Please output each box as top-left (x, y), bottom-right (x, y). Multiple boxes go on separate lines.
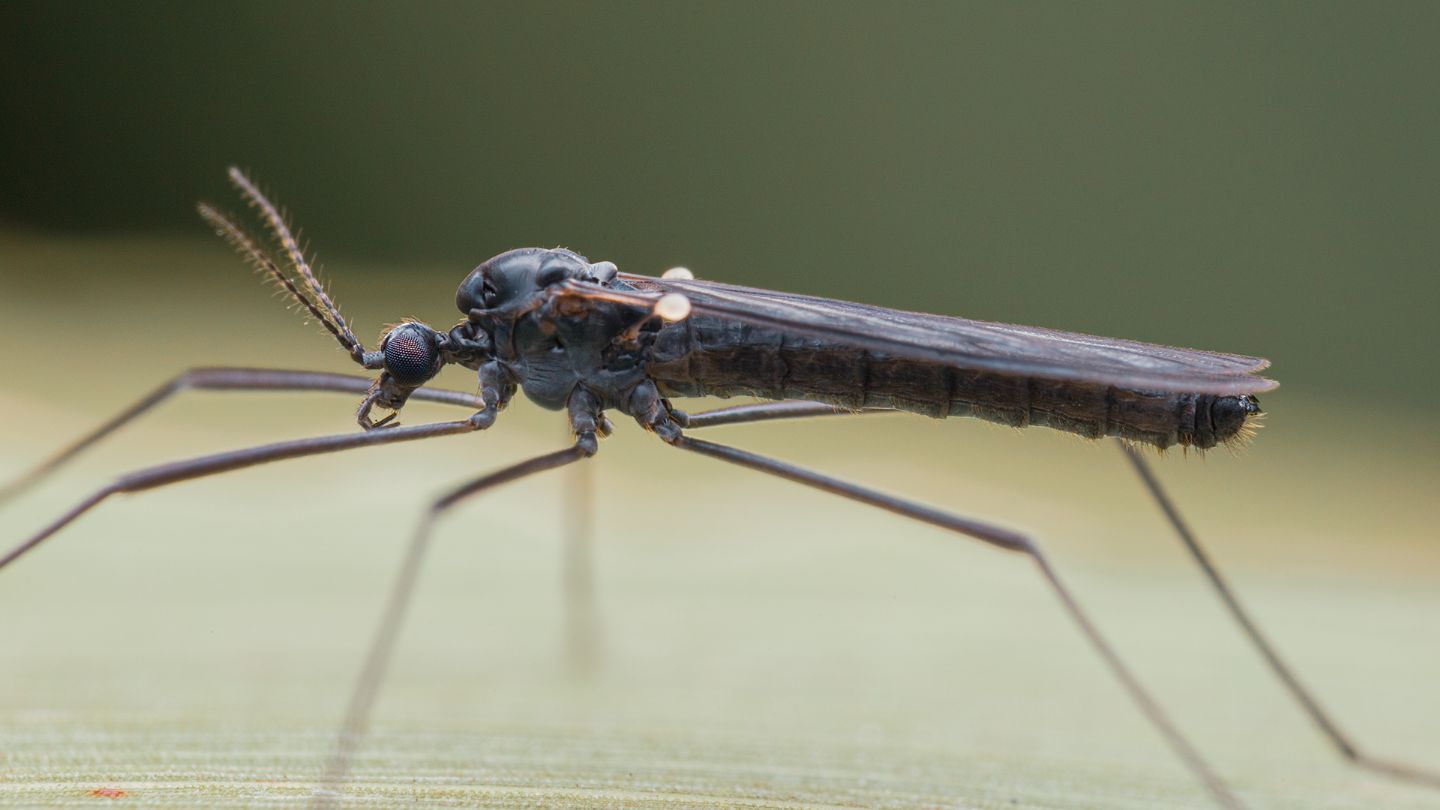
top-left (576, 274), bottom-right (1276, 396)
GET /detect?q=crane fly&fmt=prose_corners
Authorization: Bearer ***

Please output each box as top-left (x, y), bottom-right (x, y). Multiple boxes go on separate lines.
top-left (2, 167), bottom-right (1434, 810)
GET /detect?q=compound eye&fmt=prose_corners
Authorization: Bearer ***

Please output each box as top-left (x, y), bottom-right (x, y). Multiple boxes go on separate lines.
top-left (382, 323), bottom-right (440, 386)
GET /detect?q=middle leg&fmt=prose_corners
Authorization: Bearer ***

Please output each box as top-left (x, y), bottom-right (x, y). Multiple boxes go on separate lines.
top-left (311, 395), bottom-right (607, 807)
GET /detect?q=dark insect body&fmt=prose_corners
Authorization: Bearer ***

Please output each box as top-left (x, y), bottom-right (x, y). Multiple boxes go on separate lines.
top-left (394, 244), bottom-right (1271, 452)
top-left (643, 301), bottom-right (1264, 450)
top-left (2, 169), bottom-right (1432, 810)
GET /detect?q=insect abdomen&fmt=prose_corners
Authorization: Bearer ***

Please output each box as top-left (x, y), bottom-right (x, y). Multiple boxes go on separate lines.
top-left (647, 317), bottom-right (1255, 449)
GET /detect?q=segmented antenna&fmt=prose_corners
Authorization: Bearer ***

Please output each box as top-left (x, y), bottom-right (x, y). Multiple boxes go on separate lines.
top-left (224, 167), bottom-right (363, 357)
top-left (197, 203), bottom-right (363, 359)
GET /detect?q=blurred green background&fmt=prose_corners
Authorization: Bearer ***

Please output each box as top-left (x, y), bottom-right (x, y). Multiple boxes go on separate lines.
top-left (2, 3), bottom-right (1438, 809)
top-left (5, 1), bottom-right (1440, 406)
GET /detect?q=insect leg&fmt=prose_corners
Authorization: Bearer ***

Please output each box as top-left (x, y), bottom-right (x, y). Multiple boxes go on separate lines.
top-left (562, 455), bottom-right (602, 675)
top-left (678, 401), bottom-right (877, 429)
top-left (667, 433), bottom-right (1246, 810)
top-left (0, 418), bottom-right (481, 571)
top-left (312, 441), bottom-right (596, 809)
top-left (0, 367), bottom-right (484, 507)
top-left (602, 401), bottom-right (857, 675)
top-left (561, 391), bottom-right (611, 675)
top-left (1120, 443), bottom-right (1440, 789)
top-left (682, 404), bottom-right (1439, 790)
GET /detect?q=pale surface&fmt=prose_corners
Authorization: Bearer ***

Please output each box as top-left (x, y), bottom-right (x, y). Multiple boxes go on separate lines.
top-left (2, 235), bottom-right (1438, 808)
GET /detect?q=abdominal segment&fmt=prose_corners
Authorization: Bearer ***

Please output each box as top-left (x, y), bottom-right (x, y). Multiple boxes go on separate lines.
top-left (646, 317), bottom-right (1254, 450)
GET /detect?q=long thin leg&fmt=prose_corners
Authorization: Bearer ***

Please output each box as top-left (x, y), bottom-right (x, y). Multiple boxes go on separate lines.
top-left (0, 367), bottom-right (484, 506)
top-left (678, 400), bottom-right (878, 429)
top-left (0, 418), bottom-right (483, 571)
top-left (311, 443), bottom-right (593, 809)
top-left (688, 401), bottom-right (1440, 789)
top-left (668, 433), bottom-right (1246, 810)
top-left (562, 455), bottom-right (602, 675)
top-left (1121, 444), bottom-right (1440, 788)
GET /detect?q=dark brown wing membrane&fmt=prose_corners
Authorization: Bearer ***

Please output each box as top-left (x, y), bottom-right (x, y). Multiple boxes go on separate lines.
top-left (565, 274), bottom-right (1276, 395)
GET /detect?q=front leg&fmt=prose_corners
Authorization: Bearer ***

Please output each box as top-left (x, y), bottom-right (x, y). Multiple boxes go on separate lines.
top-left (312, 439), bottom-right (597, 807)
top-left (365, 360), bottom-right (513, 432)
top-left (470, 361), bottom-right (515, 430)
top-left (0, 367), bottom-right (490, 508)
